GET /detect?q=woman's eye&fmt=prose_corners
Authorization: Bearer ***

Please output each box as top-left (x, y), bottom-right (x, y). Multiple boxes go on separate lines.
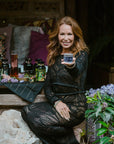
top-left (68, 33), bottom-right (73, 35)
top-left (59, 33), bottom-right (73, 36)
top-left (60, 33), bottom-right (64, 35)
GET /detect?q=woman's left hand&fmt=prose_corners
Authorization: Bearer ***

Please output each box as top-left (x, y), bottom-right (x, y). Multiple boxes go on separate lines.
top-left (55, 101), bottom-right (71, 120)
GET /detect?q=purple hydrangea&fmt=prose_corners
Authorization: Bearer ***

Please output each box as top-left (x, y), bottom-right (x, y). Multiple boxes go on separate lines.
top-left (86, 84), bottom-right (114, 96)
top-left (1, 78), bottom-right (8, 83)
top-left (18, 73), bottom-right (24, 78)
top-left (10, 78), bottom-right (18, 83)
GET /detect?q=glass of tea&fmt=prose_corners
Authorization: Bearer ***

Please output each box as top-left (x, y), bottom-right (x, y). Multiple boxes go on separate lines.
top-left (10, 53), bottom-right (18, 77)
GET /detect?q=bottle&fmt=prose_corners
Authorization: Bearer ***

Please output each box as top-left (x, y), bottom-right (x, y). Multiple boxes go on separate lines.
top-left (0, 68), bottom-right (1, 81)
top-left (0, 55), bottom-right (2, 81)
top-left (24, 58), bottom-right (33, 74)
top-left (34, 58), bottom-right (42, 71)
top-left (2, 59), bottom-right (9, 75)
top-left (35, 59), bottom-right (41, 82)
top-left (10, 52), bottom-right (18, 77)
top-left (0, 54), bottom-right (2, 68)
top-left (37, 61), bottom-right (46, 82)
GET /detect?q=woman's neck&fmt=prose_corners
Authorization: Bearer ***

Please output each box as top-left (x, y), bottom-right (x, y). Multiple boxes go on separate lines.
top-left (61, 49), bottom-right (72, 54)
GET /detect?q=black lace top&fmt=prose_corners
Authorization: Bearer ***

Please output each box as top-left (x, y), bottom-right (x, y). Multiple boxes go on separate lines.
top-left (21, 50), bottom-right (88, 144)
top-left (44, 50), bottom-right (88, 105)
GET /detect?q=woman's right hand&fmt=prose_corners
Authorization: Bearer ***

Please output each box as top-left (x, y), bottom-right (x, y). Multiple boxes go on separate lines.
top-left (54, 101), bottom-right (71, 120)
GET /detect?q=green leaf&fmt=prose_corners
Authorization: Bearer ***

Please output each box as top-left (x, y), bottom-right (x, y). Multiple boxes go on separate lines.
top-left (109, 130), bottom-right (114, 135)
top-left (86, 100), bottom-right (93, 103)
top-left (99, 136), bottom-right (110, 144)
top-left (93, 93), bottom-right (97, 99)
top-left (103, 111), bottom-right (111, 123)
top-left (88, 112), bottom-right (96, 119)
top-left (93, 139), bottom-right (100, 144)
top-left (98, 121), bottom-right (109, 128)
top-left (86, 97), bottom-right (95, 103)
top-left (108, 102), bottom-right (114, 108)
top-left (97, 91), bottom-right (102, 100)
top-left (86, 96), bottom-right (98, 103)
top-left (85, 109), bottom-right (95, 117)
top-left (97, 128), bottom-right (108, 136)
top-left (100, 113), bottom-right (106, 121)
top-left (96, 102), bottom-right (102, 117)
top-left (106, 107), bottom-right (114, 115)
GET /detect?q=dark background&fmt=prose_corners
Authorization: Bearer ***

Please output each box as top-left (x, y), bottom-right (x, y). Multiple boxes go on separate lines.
top-left (0, 0), bottom-right (114, 89)
top-left (65, 0), bottom-right (114, 89)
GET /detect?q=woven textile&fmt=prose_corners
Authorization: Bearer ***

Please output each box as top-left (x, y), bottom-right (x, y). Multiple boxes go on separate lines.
top-left (0, 82), bottom-right (45, 102)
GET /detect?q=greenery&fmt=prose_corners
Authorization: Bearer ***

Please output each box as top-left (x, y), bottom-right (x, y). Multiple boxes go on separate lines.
top-left (85, 84), bottom-right (114, 144)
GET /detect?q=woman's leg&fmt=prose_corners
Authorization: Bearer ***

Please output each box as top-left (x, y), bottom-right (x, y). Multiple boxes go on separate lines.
top-left (21, 102), bottom-right (79, 144)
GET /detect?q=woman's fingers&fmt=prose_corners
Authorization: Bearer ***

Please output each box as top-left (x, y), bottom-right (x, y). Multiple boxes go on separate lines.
top-left (61, 57), bottom-right (76, 66)
top-left (59, 109), bottom-right (70, 120)
top-left (55, 102), bottom-right (71, 120)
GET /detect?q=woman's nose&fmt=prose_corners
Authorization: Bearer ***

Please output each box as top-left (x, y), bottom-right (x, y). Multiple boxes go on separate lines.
top-left (64, 35), bottom-right (68, 40)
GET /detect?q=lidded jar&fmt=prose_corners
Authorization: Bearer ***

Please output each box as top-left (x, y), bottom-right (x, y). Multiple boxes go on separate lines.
top-left (2, 58), bottom-right (9, 75)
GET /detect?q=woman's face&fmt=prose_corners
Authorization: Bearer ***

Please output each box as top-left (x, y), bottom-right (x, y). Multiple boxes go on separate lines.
top-left (58, 24), bottom-right (74, 51)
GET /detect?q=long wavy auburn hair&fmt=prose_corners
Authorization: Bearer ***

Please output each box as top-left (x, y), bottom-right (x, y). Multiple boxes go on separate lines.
top-left (47, 16), bottom-right (89, 66)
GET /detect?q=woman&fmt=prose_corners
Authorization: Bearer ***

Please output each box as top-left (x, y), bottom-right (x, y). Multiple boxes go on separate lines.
top-left (21, 16), bottom-right (89, 144)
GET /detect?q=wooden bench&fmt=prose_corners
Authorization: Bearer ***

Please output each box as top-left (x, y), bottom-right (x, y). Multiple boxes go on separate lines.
top-left (0, 86), bottom-right (86, 143)
top-left (0, 86), bottom-right (46, 113)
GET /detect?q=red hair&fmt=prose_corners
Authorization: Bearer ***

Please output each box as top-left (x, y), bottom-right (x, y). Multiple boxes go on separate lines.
top-left (47, 16), bottom-right (89, 66)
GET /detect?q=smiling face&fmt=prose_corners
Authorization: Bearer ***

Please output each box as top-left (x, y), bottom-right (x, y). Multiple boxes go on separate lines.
top-left (58, 24), bottom-right (74, 53)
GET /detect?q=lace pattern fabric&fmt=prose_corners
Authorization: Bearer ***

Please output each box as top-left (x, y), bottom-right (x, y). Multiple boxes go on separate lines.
top-left (21, 51), bottom-right (88, 144)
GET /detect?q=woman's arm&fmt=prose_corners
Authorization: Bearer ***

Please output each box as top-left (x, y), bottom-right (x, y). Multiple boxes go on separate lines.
top-left (44, 68), bottom-right (71, 120)
top-left (63, 51), bottom-right (88, 76)
top-left (44, 68), bottom-right (60, 105)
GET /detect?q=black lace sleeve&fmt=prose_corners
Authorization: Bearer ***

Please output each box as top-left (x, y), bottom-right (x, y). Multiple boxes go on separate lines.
top-left (44, 68), bottom-right (60, 105)
top-left (65, 51), bottom-right (88, 76)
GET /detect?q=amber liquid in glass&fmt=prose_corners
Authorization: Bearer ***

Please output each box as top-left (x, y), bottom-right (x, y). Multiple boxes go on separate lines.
top-left (10, 54), bottom-right (18, 77)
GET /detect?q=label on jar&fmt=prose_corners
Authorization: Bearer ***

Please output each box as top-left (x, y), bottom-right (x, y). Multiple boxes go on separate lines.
top-left (37, 70), bottom-right (45, 81)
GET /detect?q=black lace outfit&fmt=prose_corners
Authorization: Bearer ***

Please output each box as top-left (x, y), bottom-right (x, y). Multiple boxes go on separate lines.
top-left (21, 51), bottom-right (88, 144)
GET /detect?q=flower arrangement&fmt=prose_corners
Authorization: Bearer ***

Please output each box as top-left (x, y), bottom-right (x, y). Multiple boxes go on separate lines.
top-left (85, 84), bottom-right (114, 144)
top-left (0, 73), bottom-right (35, 83)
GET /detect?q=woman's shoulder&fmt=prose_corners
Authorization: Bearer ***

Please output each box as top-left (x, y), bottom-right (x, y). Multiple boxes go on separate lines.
top-left (75, 50), bottom-right (88, 57)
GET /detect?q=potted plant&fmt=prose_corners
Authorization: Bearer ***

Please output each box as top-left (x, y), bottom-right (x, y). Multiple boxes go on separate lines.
top-left (85, 84), bottom-right (114, 144)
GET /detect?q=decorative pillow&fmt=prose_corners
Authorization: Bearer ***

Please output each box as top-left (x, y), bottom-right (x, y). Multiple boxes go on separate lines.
top-left (0, 26), bottom-right (13, 63)
top-left (12, 26), bottom-right (44, 65)
top-left (28, 31), bottom-right (49, 65)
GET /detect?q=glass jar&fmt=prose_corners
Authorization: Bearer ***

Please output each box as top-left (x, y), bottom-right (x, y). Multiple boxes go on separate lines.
top-left (36, 61), bottom-right (46, 82)
top-left (10, 52), bottom-right (18, 77)
top-left (2, 59), bottom-right (9, 75)
top-left (24, 58), bottom-right (33, 74)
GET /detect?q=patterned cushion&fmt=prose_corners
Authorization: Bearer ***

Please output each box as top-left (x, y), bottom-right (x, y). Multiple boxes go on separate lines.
top-left (11, 26), bottom-right (44, 65)
top-left (28, 31), bottom-right (49, 65)
top-left (0, 26), bottom-right (13, 63)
